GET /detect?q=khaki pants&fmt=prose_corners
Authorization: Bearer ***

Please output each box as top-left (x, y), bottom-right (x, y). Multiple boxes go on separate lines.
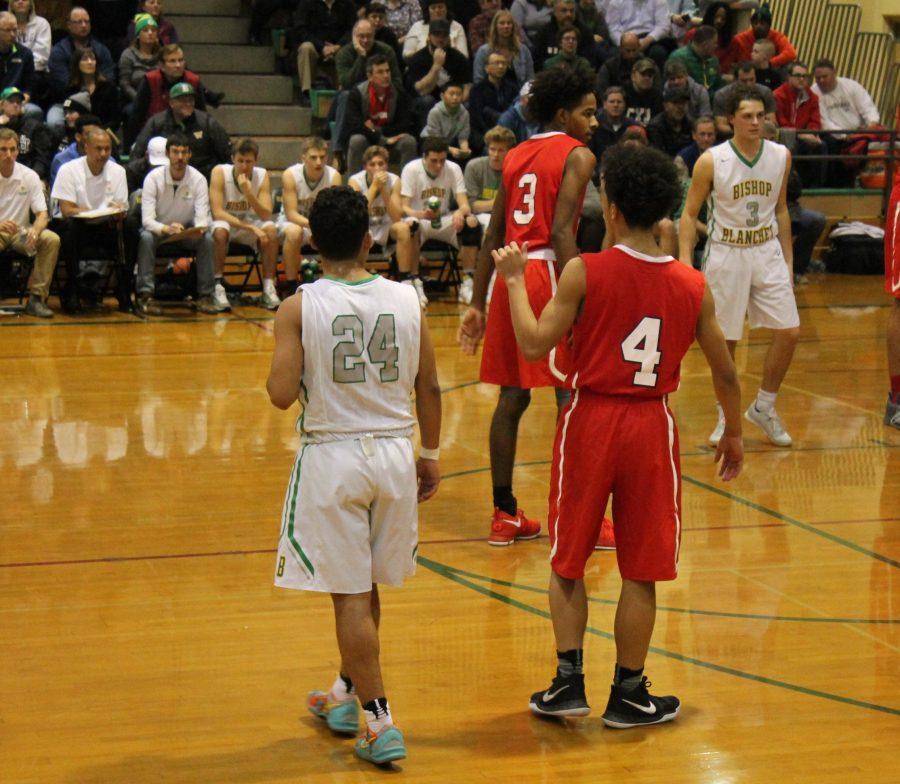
top-left (0, 229), bottom-right (61, 300)
top-left (295, 41), bottom-right (336, 93)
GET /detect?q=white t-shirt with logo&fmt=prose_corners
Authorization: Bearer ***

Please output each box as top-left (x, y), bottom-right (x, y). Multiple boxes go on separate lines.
top-left (0, 162), bottom-right (47, 228)
top-left (399, 158), bottom-right (466, 212)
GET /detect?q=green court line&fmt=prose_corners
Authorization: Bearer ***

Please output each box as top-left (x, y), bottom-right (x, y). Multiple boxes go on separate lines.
top-left (440, 461), bottom-right (900, 570)
top-left (417, 555), bottom-right (900, 717)
top-left (436, 561), bottom-right (899, 625)
top-left (681, 475), bottom-right (900, 570)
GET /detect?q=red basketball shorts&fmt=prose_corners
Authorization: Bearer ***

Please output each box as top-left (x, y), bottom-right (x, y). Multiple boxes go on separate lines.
top-left (480, 258), bottom-right (571, 389)
top-left (886, 184), bottom-right (900, 299)
top-left (548, 392), bottom-right (682, 582)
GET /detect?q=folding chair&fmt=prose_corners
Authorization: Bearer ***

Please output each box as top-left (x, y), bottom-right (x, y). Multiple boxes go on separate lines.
top-left (0, 248), bottom-right (33, 315)
top-left (420, 239), bottom-right (461, 298)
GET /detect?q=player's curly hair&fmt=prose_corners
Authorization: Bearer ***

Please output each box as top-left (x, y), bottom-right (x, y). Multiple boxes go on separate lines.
top-left (600, 145), bottom-right (682, 229)
top-left (309, 186), bottom-right (370, 261)
top-left (525, 65), bottom-right (595, 126)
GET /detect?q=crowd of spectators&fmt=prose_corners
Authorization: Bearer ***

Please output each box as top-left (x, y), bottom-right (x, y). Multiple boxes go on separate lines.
top-left (0, 0), bottom-right (892, 320)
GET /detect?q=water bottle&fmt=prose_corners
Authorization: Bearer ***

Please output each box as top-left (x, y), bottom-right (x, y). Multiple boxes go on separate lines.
top-left (427, 196), bottom-right (442, 229)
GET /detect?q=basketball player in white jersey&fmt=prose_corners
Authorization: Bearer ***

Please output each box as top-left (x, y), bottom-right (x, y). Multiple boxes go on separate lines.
top-left (399, 136), bottom-right (483, 303)
top-left (280, 137), bottom-right (342, 290)
top-left (210, 138), bottom-right (280, 310)
top-left (680, 85), bottom-right (800, 446)
top-left (348, 145), bottom-right (425, 307)
top-left (267, 186), bottom-right (441, 767)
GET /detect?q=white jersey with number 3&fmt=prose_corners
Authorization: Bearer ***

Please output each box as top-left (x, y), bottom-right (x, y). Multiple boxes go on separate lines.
top-left (299, 275), bottom-right (421, 438)
top-left (707, 139), bottom-right (787, 247)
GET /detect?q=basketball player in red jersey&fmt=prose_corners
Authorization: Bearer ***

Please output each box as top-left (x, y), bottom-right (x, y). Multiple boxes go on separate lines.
top-left (458, 67), bottom-right (615, 548)
top-left (493, 145), bottom-right (744, 727)
top-left (885, 170), bottom-right (900, 429)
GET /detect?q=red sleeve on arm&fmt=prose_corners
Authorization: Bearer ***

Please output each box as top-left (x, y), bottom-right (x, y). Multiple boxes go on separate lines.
top-left (769, 30), bottom-right (797, 68)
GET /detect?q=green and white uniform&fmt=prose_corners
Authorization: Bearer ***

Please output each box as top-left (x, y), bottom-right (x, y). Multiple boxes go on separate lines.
top-left (349, 170), bottom-right (399, 247)
top-left (274, 275), bottom-right (422, 594)
top-left (703, 139), bottom-right (799, 340)
top-left (277, 162), bottom-right (339, 243)
top-left (211, 163), bottom-right (275, 247)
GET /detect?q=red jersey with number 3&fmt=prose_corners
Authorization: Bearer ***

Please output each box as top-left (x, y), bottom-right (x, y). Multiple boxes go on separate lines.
top-left (503, 131), bottom-right (586, 253)
top-left (570, 246), bottom-right (706, 397)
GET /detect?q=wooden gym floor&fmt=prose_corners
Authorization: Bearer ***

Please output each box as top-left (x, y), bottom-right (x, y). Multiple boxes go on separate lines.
top-left (1, 274), bottom-right (898, 783)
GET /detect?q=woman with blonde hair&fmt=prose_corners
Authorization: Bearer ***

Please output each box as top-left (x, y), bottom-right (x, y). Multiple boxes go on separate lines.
top-left (473, 10), bottom-right (534, 86)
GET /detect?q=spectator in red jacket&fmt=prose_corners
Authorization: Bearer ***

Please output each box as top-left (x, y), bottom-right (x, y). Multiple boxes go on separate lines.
top-left (774, 61), bottom-right (825, 185)
top-left (729, 3), bottom-right (796, 70)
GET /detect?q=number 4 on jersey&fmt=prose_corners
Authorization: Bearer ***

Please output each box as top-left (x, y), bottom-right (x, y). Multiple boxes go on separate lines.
top-left (621, 317), bottom-right (662, 387)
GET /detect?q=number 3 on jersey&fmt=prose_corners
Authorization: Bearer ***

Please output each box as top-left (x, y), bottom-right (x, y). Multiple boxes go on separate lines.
top-left (621, 317), bottom-right (662, 387)
top-left (512, 172), bottom-right (537, 225)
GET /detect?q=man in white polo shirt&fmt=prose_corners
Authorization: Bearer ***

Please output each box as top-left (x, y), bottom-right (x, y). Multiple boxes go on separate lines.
top-left (137, 132), bottom-right (219, 316)
top-left (0, 127), bottom-right (60, 318)
top-left (51, 127), bottom-right (134, 313)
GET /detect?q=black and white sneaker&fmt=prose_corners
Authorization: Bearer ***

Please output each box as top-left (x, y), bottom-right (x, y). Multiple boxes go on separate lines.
top-left (601, 676), bottom-right (680, 728)
top-left (529, 673), bottom-right (590, 717)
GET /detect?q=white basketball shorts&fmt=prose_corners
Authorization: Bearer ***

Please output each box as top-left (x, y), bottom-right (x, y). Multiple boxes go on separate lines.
top-left (404, 215), bottom-right (459, 248)
top-left (211, 219), bottom-right (276, 250)
top-left (703, 238), bottom-right (800, 341)
top-left (274, 435), bottom-right (418, 595)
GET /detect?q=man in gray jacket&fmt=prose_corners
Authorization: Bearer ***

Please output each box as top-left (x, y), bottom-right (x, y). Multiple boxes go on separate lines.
top-left (338, 54), bottom-right (417, 175)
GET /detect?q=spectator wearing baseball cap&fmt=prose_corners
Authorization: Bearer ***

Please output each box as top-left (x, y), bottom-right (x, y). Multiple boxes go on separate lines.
top-left (404, 17), bottom-right (472, 128)
top-left (0, 85), bottom-right (53, 180)
top-left (622, 57), bottom-right (663, 126)
top-left (647, 84), bottom-right (693, 156)
top-left (128, 81), bottom-right (231, 187)
top-left (402, 0), bottom-right (468, 61)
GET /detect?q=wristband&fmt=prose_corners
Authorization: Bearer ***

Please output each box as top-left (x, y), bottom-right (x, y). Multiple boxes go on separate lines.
top-left (419, 446), bottom-right (440, 461)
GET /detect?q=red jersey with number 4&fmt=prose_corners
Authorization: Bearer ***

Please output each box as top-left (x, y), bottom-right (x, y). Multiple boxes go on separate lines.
top-left (502, 131), bottom-right (586, 253)
top-left (570, 245), bottom-right (706, 397)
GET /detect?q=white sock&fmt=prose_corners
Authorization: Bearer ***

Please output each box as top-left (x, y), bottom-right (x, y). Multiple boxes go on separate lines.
top-left (363, 697), bottom-right (393, 734)
top-left (263, 277), bottom-right (276, 294)
top-left (329, 673), bottom-right (355, 703)
top-left (716, 402), bottom-right (724, 421)
top-left (755, 389), bottom-right (777, 413)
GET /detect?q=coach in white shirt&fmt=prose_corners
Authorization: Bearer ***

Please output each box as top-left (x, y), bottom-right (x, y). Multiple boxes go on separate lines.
top-left (137, 133), bottom-right (219, 316)
top-left (0, 126), bottom-right (59, 317)
top-left (51, 127), bottom-right (135, 313)
top-left (811, 58), bottom-right (880, 134)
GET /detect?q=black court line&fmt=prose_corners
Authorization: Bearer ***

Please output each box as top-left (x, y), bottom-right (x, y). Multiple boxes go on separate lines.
top-left (418, 555), bottom-right (900, 716)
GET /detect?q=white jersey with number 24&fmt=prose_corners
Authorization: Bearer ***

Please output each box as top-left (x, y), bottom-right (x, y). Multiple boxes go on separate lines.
top-left (299, 275), bottom-right (421, 438)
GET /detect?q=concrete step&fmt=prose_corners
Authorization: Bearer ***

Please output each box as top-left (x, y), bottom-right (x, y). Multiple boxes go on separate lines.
top-left (203, 73), bottom-right (294, 105)
top-left (166, 0), bottom-right (241, 17)
top-left (212, 105), bottom-right (312, 136)
top-left (253, 137), bottom-right (309, 171)
top-left (184, 43), bottom-right (274, 74)
top-left (172, 15), bottom-right (249, 44)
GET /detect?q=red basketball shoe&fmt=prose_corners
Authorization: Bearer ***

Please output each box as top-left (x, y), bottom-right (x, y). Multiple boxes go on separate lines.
top-left (488, 507), bottom-right (541, 546)
top-left (594, 516), bottom-right (616, 550)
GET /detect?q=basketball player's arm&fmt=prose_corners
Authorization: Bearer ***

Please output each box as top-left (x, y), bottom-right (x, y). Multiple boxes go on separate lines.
top-left (551, 147), bottom-right (596, 270)
top-left (266, 293), bottom-right (304, 410)
top-left (457, 181), bottom-right (506, 354)
top-left (414, 316), bottom-right (442, 501)
top-left (400, 194), bottom-right (428, 221)
top-left (775, 150), bottom-right (794, 276)
top-left (281, 169), bottom-right (309, 228)
top-left (678, 152), bottom-right (713, 266)
top-left (209, 166), bottom-right (256, 231)
top-left (494, 242), bottom-right (584, 360)
top-left (695, 285), bottom-right (744, 480)
top-left (245, 172), bottom-right (273, 222)
top-left (386, 179), bottom-right (403, 223)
